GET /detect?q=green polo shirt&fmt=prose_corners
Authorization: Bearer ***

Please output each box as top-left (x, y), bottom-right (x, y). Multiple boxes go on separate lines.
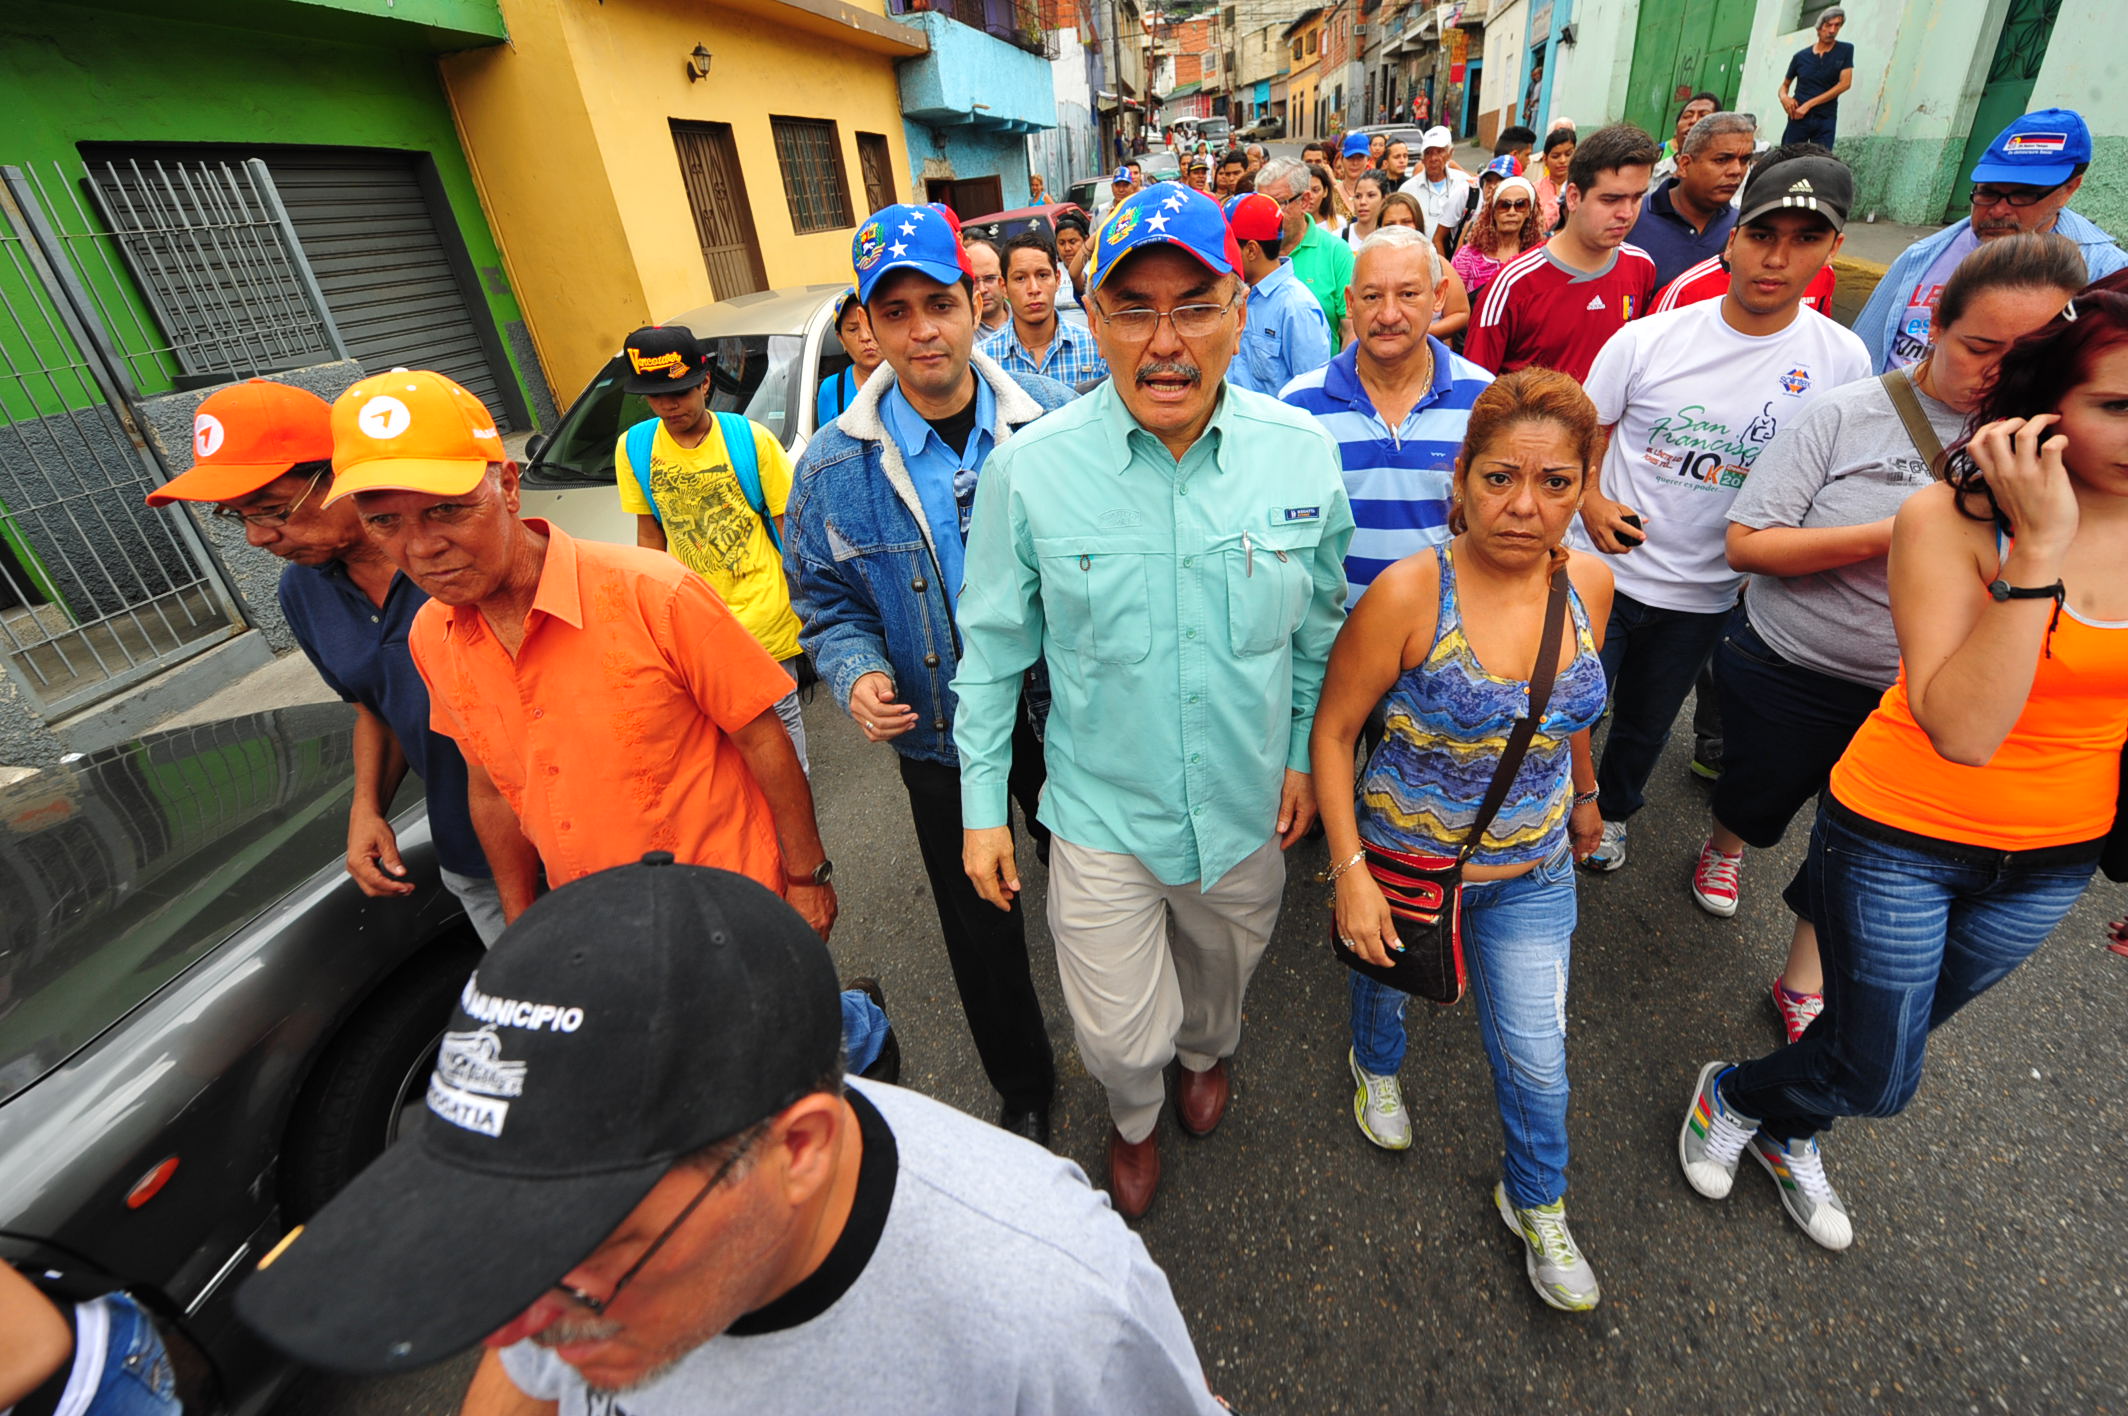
top-left (950, 381), bottom-right (1354, 887)
top-left (1288, 217), bottom-right (1354, 336)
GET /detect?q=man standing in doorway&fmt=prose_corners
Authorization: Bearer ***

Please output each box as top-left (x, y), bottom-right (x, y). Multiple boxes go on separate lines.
top-left (613, 325), bottom-right (809, 768)
top-left (1224, 191), bottom-right (1334, 396)
top-left (1778, 8), bottom-right (1853, 147)
top-left (1256, 154), bottom-right (1355, 342)
top-left (1629, 112), bottom-right (1756, 288)
top-left (1465, 123), bottom-right (1660, 380)
top-left (1572, 151), bottom-right (1869, 873)
top-left (982, 230), bottom-right (1111, 387)
top-left (787, 205), bottom-right (1075, 1142)
top-left (1854, 108), bottom-right (2127, 371)
top-left (952, 186), bottom-right (1353, 1218)
top-left (146, 379), bottom-right (502, 943)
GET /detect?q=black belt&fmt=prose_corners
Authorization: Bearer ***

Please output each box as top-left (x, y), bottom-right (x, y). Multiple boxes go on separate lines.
top-left (1823, 792), bottom-right (2104, 870)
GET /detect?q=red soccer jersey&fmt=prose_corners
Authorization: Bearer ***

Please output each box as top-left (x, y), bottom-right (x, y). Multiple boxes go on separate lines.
top-left (1465, 242), bottom-right (1659, 382)
top-left (1653, 254), bottom-right (1837, 314)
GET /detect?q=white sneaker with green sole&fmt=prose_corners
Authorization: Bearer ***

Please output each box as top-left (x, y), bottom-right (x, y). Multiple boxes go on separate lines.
top-left (1494, 1183), bottom-right (1601, 1312)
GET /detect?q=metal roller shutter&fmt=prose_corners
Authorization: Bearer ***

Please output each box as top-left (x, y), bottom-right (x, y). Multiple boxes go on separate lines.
top-left (261, 152), bottom-right (515, 429)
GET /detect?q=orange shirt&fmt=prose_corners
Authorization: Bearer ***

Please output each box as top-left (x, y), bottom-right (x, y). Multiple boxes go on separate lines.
top-left (411, 520), bottom-right (794, 891)
top-left (1830, 606), bottom-right (2128, 850)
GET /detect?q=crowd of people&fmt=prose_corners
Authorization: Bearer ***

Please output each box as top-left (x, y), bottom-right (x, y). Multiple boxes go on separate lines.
top-left (13, 90), bottom-right (2122, 1416)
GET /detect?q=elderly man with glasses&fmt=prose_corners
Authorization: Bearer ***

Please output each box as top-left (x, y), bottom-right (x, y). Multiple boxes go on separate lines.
top-left (1856, 107), bottom-right (2126, 371)
top-left (951, 185), bottom-right (1354, 1219)
top-left (1255, 154), bottom-right (1355, 341)
top-left (145, 378), bottom-right (505, 942)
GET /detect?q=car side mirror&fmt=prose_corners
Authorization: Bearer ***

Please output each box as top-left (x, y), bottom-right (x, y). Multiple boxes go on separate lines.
top-left (524, 432), bottom-right (549, 463)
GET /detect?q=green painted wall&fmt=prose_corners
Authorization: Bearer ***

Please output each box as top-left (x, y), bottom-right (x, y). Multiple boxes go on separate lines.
top-left (0, 1), bottom-right (531, 412)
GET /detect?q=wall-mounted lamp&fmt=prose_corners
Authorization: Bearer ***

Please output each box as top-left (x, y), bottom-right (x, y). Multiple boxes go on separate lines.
top-left (686, 44), bottom-right (713, 81)
top-left (1556, 22), bottom-right (1577, 45)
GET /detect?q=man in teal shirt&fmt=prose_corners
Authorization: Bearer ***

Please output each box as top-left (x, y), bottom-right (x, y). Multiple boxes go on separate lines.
top-left (1255, 155), bottom-right (1353, 342)
top-left (952, 184), bottom-right (1354, 1219)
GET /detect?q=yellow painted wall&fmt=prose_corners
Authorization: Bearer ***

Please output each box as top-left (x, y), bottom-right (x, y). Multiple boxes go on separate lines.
top-left (442, 0), bottom-right (913, 402)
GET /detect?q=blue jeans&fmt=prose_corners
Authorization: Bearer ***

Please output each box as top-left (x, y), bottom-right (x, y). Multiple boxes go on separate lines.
top-left (87, 1292), bottom-right (181, 1415)
top-left (1595, 592), bottom-right (1735, 821)
top-left (841, 989), bottom-right (890, 1075)
top-left (1723, 799), bottom-right (2099, 1142)
top-left (1349, 847), bottom-right (1578, 1207)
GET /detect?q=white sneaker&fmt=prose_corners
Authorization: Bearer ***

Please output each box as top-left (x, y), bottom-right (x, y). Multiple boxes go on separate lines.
top-left (1348, 1048), bottom-right (1411, 1150)
top-left (1582, 819), bottom-right (1627, 872)
top-left (1494, 1183), bottom-right (1601, 1312)
top-left (1749, 1132), bottom-right (1855, 1251)
top-left (1678, 1060), bottom-right (1759, 1199)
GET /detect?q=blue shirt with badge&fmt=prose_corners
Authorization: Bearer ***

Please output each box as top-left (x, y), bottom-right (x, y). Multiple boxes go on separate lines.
top-left (879, 374), bottom-right (996, 612)
top-left (950, 381), bottom-right (1353, 887)
top-left (1231, 259), bottom-right (1335, 396)
top-left (277, 561), bottom-right (489, 878)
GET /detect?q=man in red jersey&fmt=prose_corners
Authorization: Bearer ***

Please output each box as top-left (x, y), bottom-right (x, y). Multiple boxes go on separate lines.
top-left (1465, 123), bottom-right (1661, 381)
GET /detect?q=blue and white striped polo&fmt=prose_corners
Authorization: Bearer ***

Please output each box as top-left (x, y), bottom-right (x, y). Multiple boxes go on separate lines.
top-left (1280, 338), bottom-right (1492, 604)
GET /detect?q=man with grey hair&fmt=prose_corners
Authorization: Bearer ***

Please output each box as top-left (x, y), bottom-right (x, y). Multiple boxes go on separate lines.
top-left (1629, 112), bottom-right (1757, 287)
top-left (1779, 8), bottom-right (1853, 147)
top-left (1257, 153), bottom-right (1354, 338)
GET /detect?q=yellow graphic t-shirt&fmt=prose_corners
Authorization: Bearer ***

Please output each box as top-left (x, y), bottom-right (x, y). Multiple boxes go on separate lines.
top-left (615, 418), bottom-right (803, 663)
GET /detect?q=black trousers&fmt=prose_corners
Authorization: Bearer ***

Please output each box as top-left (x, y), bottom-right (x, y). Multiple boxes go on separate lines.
top-left (896, 701), bottom-right (1055, 1111)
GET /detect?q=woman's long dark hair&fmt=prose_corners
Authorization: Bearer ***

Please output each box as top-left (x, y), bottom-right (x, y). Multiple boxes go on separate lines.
top-left (1943, 267), bottom-right (2128, 527)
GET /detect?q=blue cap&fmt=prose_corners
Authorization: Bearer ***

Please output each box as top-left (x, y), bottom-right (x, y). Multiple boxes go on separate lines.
top-left (1486, 154), bottom-right (1520, 178)
top-left (1341, 133), bottom-right (1371, 158)
top-left (1112, 166), bottom-right (1133, 184)
top-left (851, 204), bottom-right (974, 304)
top-left (1970, 108), bottom-right (2092, 187)
top-left (1086, 185), bottom-right (1242, 296)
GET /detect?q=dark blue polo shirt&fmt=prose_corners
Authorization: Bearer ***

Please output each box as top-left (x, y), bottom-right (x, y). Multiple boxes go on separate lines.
top-left (1786, 40), bottom-right (1854, 116)
top-left (1630, 178), bottom-right (1741, 289)
top-left (278, 561), bottom-right (489, 878)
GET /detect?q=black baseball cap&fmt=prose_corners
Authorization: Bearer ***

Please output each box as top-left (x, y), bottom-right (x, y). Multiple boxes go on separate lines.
top-left (619, 325), bottom-right (711, 395)
top-left (1736, 154), bottom-right (1853, 233)
top-left (235, 857), bottom-right (843, 1373)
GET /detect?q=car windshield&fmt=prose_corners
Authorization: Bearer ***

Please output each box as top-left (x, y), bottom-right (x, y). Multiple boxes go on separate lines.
top-left (527, 334), bottom-right (802, 485)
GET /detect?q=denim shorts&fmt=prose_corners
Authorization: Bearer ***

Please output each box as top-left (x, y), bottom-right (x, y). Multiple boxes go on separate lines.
top-left (79, 1291), bottom-right (181, 1416)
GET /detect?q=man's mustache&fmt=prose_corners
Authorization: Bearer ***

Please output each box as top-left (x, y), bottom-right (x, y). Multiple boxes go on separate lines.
top-left (1137, 360), bottom-right (1202, 386)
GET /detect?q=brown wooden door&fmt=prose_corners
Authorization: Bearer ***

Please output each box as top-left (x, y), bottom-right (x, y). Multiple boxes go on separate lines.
top-left (671, 120), bottom-right (767, 298)
top-left (925, 176), bottom-right (1005, 221)
top-left (856, 132), bottom-right (895, 215)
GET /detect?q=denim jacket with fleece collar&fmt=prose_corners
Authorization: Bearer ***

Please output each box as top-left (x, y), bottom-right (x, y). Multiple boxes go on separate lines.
top-left (784, 350), bottom-right (1075, 765)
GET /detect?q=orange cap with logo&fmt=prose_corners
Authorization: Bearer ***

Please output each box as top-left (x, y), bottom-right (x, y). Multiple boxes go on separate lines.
top-left (144, 379), bottom-right (334, 507)
top-left (324, 369), bottom-right (504, 506)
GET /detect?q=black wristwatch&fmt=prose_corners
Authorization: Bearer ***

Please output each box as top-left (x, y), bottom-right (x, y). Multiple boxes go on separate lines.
top-left (786, 859), bottom-right (835, 887)
top-left (1988, 578), bottom-right (2065, 603)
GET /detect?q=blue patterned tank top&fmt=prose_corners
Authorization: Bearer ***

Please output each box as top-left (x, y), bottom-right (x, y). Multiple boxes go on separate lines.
top-left (1358, 544), bottom-right (1608, 866)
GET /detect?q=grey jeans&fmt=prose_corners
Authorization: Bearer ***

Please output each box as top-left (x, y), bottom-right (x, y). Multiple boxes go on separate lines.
top-left (776, 656), bottom-right (809, 776)
top-left (440, 866), bottom-right (507, 946)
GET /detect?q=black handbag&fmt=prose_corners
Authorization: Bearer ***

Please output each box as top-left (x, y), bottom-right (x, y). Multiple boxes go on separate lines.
top-left (1330, 564), bottom-right (1571, 1003)
top-left (2101, 747), bottom-right (2128, 884)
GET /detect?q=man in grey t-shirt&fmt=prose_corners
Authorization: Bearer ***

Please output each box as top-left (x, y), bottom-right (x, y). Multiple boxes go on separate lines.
top-left (236, 858), bottom-right (1225, 1415)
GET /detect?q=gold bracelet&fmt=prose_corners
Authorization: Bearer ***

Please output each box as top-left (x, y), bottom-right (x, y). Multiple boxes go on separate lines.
top-left (1324, 850), bottom-right (1367, 884)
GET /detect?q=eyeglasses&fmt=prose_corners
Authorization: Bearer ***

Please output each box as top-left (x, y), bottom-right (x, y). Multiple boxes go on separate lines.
top-left (1969, 181), bottom-right (2067, 209)
top-left (551, 1132), bottom-right (755, 1316)
top-left (1095, 293), bottom-right (1241, 343)
top-left (211, 469), bottom-right (327, 528)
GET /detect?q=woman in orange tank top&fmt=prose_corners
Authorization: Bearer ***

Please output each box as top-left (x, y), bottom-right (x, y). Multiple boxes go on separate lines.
top-left (1674, 270), bottom-right (2128, 1255)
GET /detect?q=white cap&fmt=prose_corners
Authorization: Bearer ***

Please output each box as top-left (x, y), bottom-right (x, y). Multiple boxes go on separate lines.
top-left (1422, 126), bottom-right (1454, 152)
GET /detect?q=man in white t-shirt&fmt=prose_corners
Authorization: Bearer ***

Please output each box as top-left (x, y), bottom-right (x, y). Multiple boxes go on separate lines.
top-left (237, 860), bottom-right (1227, 1414)
top-left (1399, 126), bottom-right (1471, 258)
top-left (1574, 149), bottom-right (1869, 874)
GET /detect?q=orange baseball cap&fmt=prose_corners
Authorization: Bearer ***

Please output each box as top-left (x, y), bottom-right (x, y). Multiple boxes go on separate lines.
top-left (324, 369), bottom-right (505, 506)
top-left (144, 379), bottom-right (334, 507)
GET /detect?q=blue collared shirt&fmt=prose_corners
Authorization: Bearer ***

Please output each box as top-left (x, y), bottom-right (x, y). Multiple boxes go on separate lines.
top-left (277, 560), bottom-right (489, 877)
top-left (981, 317), bottom-right (1110, 389)
top-left (1629, 178), bottom-right (1740, 290)
top-left (1280, 337), bottom-right (1492, 605)
top-left (951, 381), bottom-right (1353, 887)
top-left (880, 375), bottom-right (998, 611)
top-left (1232, 260), bottom-right (1335, 396)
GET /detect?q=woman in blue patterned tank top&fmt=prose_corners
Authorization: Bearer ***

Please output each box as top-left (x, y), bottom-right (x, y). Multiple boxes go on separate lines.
top-left (1312, 369), bottom-right (1614, 1313)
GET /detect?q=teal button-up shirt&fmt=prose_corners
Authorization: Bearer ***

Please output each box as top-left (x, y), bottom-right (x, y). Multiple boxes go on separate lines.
top-left (951, 380), bottom-right (1353, 887)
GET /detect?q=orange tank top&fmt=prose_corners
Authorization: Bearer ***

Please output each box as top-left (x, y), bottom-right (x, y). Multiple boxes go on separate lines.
top-left (1831, 595), bottom-right (2128, 850)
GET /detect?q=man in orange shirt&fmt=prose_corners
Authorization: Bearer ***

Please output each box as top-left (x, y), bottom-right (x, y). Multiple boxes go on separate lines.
top-left (326, 371), bottom-right (893, 1069)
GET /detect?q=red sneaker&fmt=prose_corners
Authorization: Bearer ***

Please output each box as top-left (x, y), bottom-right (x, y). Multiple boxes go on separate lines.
top-left (1770, 977), bottom-right (1824, 1045)
top-left (1690, 838), bottom-right (1743, 918)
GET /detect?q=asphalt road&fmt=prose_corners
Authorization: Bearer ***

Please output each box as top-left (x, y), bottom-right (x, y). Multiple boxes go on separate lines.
top-left (277, 689), bottom-right (2128, 1415)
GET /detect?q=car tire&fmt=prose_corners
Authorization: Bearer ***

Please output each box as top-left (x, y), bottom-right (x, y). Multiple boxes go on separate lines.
top-left (280, 937), bottom-right (482, 1220)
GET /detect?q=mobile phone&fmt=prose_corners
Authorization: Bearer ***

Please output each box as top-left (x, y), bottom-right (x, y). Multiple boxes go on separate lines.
top-left (1614, 511), bottom-right (1645, 548)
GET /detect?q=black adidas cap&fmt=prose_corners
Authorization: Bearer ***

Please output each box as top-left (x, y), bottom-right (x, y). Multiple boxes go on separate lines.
top-left (235, 856), bottom-right (843, 1374)
top-left (1737, 153), bottom-right (1852, 233)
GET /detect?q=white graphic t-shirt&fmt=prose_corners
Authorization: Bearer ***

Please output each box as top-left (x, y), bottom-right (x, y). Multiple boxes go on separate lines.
top-left (1888, 226), bottom-right (1979, 369)
top-left (1578, 297), bottom-right (1872, 613)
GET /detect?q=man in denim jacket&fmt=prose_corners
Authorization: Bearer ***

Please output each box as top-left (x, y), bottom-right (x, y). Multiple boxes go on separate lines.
top-left (786, 204), bottom-right (1076, 1145)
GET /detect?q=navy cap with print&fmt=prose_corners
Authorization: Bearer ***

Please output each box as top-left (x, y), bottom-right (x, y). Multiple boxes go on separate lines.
top-left (235, 857), bottom-right (843, 1374)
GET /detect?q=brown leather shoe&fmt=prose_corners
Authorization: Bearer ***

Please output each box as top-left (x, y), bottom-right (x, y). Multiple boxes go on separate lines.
top-left (1176, 1059), bottom-right (1230, 1137)
top-left (1107, 1128), bottom-right (1160, 1219)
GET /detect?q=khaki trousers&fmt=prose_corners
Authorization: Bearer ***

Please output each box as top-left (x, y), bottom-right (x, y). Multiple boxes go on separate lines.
top-left (1047, 837), bottom-right (1285, 1143)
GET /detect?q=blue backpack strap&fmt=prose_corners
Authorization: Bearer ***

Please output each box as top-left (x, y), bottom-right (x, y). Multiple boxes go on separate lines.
top-left (714, 410), bottom-right (780, 553)
top-left (624, 417), bottom-right (660, 522)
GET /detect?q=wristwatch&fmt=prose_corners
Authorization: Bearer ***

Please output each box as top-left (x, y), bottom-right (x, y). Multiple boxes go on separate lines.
top-left (786, 859), bottom-right (835, 887)
top-left (1988, 578), bottom-right (2065, 603)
